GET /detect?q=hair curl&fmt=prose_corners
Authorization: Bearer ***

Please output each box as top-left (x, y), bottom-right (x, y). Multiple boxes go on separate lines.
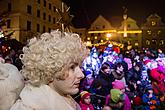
top-left (20, 30), bottom-right (87, 86)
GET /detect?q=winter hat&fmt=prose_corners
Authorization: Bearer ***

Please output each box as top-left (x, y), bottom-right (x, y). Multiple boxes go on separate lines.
top-left (110, 89), bottom-right (123, 103)
top-left (80, 91), bottom-right (90, 101)
top-left (144, 60), bottom-right (151, 65)
top-left (133, 96), bottom-right (143, 106)
top-left (145, 85), bottom-right (153, 91)
top-left (112, 80), bottom-right (125, 90)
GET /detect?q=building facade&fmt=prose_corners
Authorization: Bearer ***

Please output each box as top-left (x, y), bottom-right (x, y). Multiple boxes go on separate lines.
top-left (141, 14), bottom-right (165, 51)
top-left (87, 14), bottom-right (142, 50)
top-left (0, 0), bottom-right (65, 43)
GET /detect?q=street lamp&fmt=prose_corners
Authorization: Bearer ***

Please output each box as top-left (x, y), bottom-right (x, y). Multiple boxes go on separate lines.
top-left (106, 33), bottom-right (111, 38)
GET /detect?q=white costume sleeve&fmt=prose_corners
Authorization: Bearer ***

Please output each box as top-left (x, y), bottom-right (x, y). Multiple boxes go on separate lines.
top-left (10, 100), bottom-right (34, 110)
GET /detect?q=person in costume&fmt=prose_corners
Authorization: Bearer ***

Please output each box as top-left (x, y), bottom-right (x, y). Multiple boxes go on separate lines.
top-left (0, 62), bottom-right (24, 110)
top-left (10, 30), bottom-right (88, 110)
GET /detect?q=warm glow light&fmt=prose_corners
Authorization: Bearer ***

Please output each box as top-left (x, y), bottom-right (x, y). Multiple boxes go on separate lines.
top-left (124, 33), bottom-right (127, 37)
top-left (106, 33), bottom-right (111, 38)
top-left (101, 40), bottom-right (104, 42)
top-left (106, 38), bottom-right (109, 40)
top-left (87, 37), bottom-right (90, 40)
top-left (94, 36), bottom-right (97, 39)
top-left (88, 30), bottom-right (142, 34)
top-left (86, 41), bottom-right (92, 46)
top-left (88, 30), bottom-right (117, 34)
top-left (117, 30), bottom-right (142, 33)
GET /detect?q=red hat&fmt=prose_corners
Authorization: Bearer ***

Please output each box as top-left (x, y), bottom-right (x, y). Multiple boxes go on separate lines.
top-left (144, 60), bottom-right (151, 65)
top-left (133, 96), bottom-right (143, 105)
top-left (80, 91), bottom-right (90, 101)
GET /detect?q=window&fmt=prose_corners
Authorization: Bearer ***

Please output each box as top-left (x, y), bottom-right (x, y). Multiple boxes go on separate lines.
top-left (37, 24), bottom-right (40, 32)
top-left (49, 3), bottom-right (51, 10)
top-left (48, 28), bottom-right (51, 32)
top-left (151, 21), bottom-right (156, 26)
top-left (27, 5), bottom-right (32, 14)
top-left (7, 19), bottom-right (11, 28)
top-left (53, 6), bottom-right (56, 12)
top-left (158, 30), bottom-right (161, 34)
top-left (27, 21), bottom-right (31, 31)
top-left (152, 39), bottom-right (157, 44)
top-left (147, 30), bottom-right (151, 35)
top-left (8, 3), bottom-right (11, 11)
top-left (160, 40), bottom-right (164, 45)
top-left (43, 12), bottom-right (46, 20)
top-left (37, 9), bottom-right (40, 17)
top-left (53, 17), bottom-right (55, 24)
top-left (48, 15), bottom-right (51, 22)
top-left (43, 0), bottom-right (46, 7)
top-left (37, 0), bottom-right (40, 4)
top-left (135, 33), bottom-right (138, 36)
top-left (43, 25), bottom-right (45, 33)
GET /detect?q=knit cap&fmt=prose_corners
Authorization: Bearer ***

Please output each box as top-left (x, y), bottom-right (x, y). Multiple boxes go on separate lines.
top-left (80, 91), bottom-right (90, 101)
top-left (112, 80), bottom-right (125, 90)
top-left (110, 89), bottom-right (123, 103)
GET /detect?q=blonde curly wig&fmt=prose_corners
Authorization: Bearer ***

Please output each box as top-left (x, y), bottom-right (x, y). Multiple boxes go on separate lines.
top-left (20, 30), bottom-right (87, 86)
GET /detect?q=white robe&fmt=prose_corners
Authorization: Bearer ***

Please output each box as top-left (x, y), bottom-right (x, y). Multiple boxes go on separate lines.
top-left (10, 84), bottom-right (80, 110)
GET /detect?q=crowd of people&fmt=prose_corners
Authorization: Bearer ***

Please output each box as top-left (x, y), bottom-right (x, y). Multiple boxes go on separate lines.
top-left (0, 30), bottom-right (165, 110)
top-left (77, 44), bottom-right (165, 110)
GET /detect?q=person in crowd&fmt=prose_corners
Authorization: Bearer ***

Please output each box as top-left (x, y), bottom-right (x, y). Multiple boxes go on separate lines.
top-left (91, 61), bottom-right (114, 97)
top-left (126, 62), bottom-right (142, 85)
top-left (90, 61), bottom-right (114, 108)
top-left (112, 80), bottom-right (131, 110)
top-left (104, 89), bottom-right (126, 110)
top-left (142, 85), bottom-right (160, 110)
top-left (112, 62), bottom-right (126, 85)
top-left (10, 30), bottom-right (88, 110)
top-left (0, 62), bottom-right (24, 110)
top-left (79, 91), bottom-right (94, 110)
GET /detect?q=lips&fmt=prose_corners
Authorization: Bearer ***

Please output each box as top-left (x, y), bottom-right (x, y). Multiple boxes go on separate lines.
top-left (74, 82), bottom-right (80, 88)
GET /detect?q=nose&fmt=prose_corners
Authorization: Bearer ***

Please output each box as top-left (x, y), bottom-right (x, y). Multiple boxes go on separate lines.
top-left (76, 67), bottom-right (85, 79)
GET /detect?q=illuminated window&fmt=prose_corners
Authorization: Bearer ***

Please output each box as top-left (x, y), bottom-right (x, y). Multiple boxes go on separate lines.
top-left (158, 30), bottom-right (161, 34)
top-left (146, 40), bottom-right (150, 45)
top-left (160, 40), bottom-right (164, 45)
top-left (135, 43), bottom-right (138, 46)
top-left (147, 30), bottom-right (151, 35)
top-left (151, 21), bottom-right (156, 26)
top-left (152, 39), bottom-right (157, 44)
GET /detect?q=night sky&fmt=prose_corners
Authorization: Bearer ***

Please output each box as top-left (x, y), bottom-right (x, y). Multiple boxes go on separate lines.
top-left (63, 0), bottom-right (165, 28)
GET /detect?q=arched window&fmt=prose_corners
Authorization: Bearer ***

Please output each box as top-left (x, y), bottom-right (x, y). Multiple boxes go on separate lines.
top-left (146, 40), bottom-right (150, 45)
